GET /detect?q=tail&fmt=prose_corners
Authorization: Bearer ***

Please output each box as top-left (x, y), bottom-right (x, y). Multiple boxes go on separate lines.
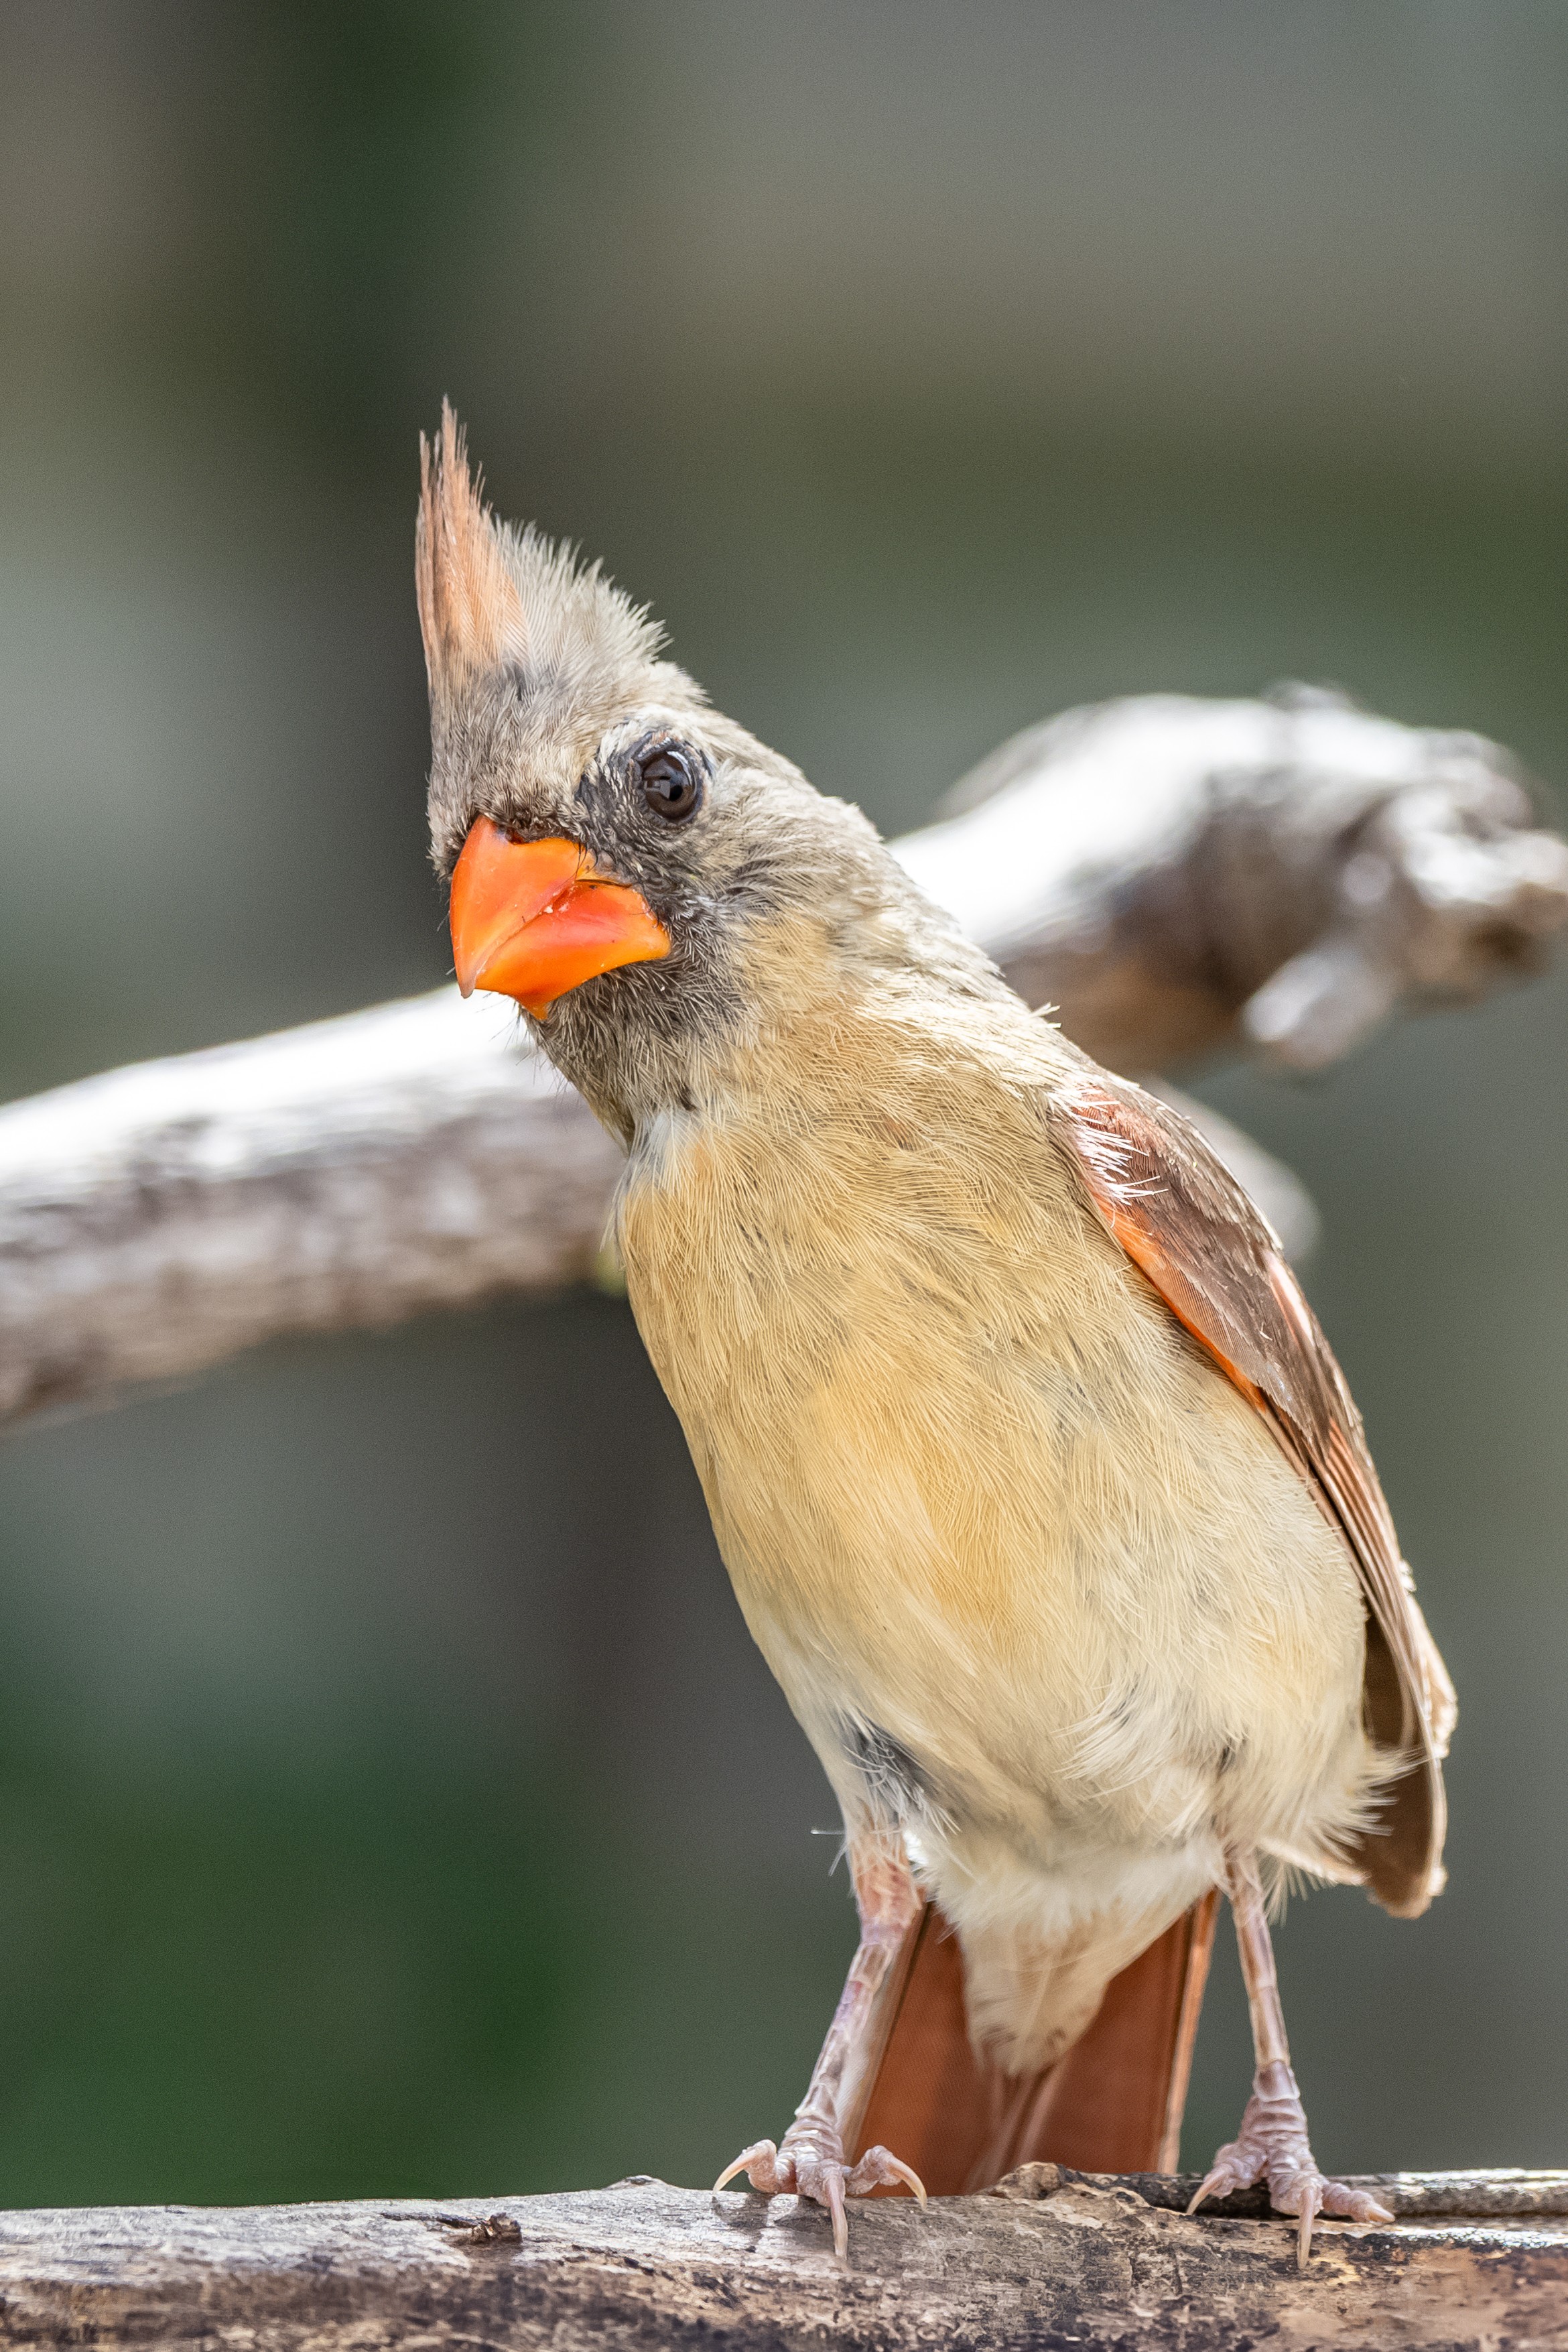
top-left (848, 1894), bottom-right (1218, 2193)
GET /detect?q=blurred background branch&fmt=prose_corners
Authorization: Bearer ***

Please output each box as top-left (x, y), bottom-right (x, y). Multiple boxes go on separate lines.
top-left (1, 689), bottom-right (1562, 1431)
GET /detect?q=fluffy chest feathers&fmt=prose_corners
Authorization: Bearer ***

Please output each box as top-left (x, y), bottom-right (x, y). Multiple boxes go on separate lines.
top-left (614, 983), bottom-right (1366, 1874)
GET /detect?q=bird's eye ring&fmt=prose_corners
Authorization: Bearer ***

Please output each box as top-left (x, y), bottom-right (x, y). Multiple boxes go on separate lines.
top-left (637, 737), bottom-right (704, 823)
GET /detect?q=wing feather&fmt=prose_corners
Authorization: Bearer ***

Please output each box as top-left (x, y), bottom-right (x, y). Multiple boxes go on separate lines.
top-left (1052, 1070), bottom-right (1453, 1918)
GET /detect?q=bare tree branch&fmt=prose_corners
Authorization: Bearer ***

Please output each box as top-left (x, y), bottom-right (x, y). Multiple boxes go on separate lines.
top-left (1, 689), bottom-right (1561, 1432)
top-left (0, 991), bottom-right (620, 1426)
top-left (901, 685), bottom-right (1568, 1071)
top-left (1, 2172), bottom-right (1563, 2350)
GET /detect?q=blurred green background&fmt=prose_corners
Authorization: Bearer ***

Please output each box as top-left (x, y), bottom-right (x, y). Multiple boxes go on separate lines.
top-left (0, 0), bottom-right (1565, 2205)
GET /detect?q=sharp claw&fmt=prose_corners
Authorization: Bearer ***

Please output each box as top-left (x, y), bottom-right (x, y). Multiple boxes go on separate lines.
top-left (1325, 2186), bottom-right (1392, 2228)
top-left (1187, 2169), bottom-right (1226, 2217)
top-left (889, 2157), bottom-right (928, 2209)
top-left (825, 2168), bottom-right (848, 2261)
top-left (1296, 2187), bottom-right (1321, 2270)
top-left (712, 2140), bottom-right (776, 2194)
top-left (847, 2147), bottom-right (929, 2205)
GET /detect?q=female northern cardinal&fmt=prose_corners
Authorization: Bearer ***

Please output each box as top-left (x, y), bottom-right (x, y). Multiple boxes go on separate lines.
top-left (416, 407), bottom-right (1453, 2266)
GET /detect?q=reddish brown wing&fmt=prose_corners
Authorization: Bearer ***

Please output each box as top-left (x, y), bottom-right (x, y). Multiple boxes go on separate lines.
top-left (1051, 1068), bottom-right (1453, 1918)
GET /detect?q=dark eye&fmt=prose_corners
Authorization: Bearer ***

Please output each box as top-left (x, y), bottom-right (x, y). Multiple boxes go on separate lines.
top-left (638, 740), bottom-right (704, 822)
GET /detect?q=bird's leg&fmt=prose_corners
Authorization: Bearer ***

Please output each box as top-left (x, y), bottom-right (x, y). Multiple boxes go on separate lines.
top-left (713, 1831), bottom-right (928, 2257)
top-left (1188, 1847), bottom-right (1392, 2266)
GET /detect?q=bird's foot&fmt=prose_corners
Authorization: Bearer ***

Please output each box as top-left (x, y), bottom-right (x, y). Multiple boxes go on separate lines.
top-left (713, 2121), bottom-right (926, 2259)
top-left (1187, 2060), bottom-right (1392, 2267)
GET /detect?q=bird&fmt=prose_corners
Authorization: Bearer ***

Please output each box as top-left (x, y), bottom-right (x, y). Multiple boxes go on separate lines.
top-left (414, 405), bottom-right (1455, 2266)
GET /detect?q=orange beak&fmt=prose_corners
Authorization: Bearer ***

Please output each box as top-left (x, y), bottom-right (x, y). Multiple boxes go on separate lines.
top-left (447, 820), bottom-right (670, 1018)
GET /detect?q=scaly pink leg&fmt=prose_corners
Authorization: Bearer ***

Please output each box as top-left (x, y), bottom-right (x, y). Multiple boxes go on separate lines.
top-left (713, 1832), bottom-right (928, 2258)
top-left (1188, 1847), bottom-right (1393, 2266)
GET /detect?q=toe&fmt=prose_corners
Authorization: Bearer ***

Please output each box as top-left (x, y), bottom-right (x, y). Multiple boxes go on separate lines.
top-left (713, 2139), bottom-right (788, 2196)
top-left (1267, 2171), bottom-right (1391, 2266)
top-left (1186, 2140), bottom-right (1264, 2214)
top-left (844, 2144), bottom-right (928, 2205)
top-left (1320, 2182), bottom-right (1394, 2227)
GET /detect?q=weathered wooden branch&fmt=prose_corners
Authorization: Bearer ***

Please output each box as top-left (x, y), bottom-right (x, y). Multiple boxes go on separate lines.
top-left (909, 684), bottom-right (1568, 1071)
top-left (3, 2171), bottom-right (1564, 2350)
top-left (0, 689), bottom-right (1561, 1432)
top-left (0, 989), bottom-right (623, 1425)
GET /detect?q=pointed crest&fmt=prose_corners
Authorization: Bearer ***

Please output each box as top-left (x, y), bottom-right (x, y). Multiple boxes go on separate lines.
top-left (415, 401), bottom-right (665, 710)
top-left (416, 402), bottom-right (527, 698)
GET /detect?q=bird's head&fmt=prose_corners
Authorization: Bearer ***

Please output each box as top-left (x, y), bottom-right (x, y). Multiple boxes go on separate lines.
top-left (417, 408), bottom-right (989, 1135)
